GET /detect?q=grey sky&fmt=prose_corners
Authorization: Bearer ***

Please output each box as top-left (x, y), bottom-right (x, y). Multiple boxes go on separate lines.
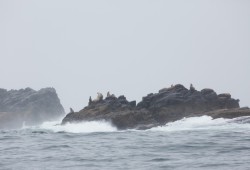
top-left (1, 0), bottom-right (250, 112)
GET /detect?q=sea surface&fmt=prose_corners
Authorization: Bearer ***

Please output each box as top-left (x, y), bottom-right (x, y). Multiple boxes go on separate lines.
top-left (1, 116), bottom-right (250, 170)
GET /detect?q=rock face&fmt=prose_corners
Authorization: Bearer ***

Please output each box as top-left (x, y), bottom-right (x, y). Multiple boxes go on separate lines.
top-left (62, 84), bottom-right (250, 130)
top-left (0, 87), bottom-right (65, 129)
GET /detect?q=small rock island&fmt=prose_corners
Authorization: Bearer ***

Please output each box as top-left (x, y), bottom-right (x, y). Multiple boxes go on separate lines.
top-left (62, 84), bottom-right (250, 130)
top-left (0, 87), bottom-right (65, 129)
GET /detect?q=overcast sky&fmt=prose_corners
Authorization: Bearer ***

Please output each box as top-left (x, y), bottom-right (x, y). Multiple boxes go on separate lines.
top-left (0, 0), bottom-right (249, 112)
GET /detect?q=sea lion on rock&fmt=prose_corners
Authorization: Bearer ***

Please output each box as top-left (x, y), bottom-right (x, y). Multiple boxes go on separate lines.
top-left (190, 83), bottom-right (195, 92)
top-left (70, 108), bottom-right (74, 113)
top-left (107, 91), bottom-right (111, 97)
top-left (218, 93), bottom-right (231, 99)
top-left (98, 92), bottom-right (103, 101)
top-left (93, 92), bottom-right (103, 102)
top-left (61, 84), bottom-right (245, 130)
top-left (89, 96), bottom-right (92, 105)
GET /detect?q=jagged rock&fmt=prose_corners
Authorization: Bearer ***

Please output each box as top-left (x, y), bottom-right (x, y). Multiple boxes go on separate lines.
top-left (62, 84), bottom-right (248, 130)
top-left (0, 87), bottom-right (65, 129)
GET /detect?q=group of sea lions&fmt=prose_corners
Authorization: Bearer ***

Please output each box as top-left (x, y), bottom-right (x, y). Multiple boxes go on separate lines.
top-left (71, 84), bottom-right (196, 113)
top-left (88, 91), bottom-right (116, 105)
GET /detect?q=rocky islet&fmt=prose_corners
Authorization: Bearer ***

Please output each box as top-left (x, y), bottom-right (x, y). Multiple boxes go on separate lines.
top-left (0, 87), bottom-right (65, 129)
top-left (1, 84), bottom-right (249, 130)
top-left (62, 84), bottom-right (250, 130)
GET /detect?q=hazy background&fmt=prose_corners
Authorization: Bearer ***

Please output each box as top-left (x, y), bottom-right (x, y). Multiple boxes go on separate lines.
top-left (1, 0), bottom-right (249, 112)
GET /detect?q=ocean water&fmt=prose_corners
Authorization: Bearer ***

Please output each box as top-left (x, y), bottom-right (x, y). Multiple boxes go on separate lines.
top-left (1, 116), bottom-right (250, 170)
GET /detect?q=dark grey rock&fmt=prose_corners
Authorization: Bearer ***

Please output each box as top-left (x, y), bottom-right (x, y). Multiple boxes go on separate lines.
top-left (0, 87), bottom-right (65, 129)
top-left (62, 84), bottom-right (247, 130)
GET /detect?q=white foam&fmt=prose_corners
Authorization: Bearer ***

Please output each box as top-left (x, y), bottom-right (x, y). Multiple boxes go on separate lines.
top-left (149, 116), bottom-right (230, 132)
top-left (21, 116), bottom-right (250, 133)
top-left (26, 120), bottom-right (117, 133)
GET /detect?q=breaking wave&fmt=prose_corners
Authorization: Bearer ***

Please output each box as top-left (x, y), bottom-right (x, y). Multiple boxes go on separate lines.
top-left (20, 116), bottom-right (250, 134)
top-left (149, 115), bottom-right (250, 132)
top-left (23, 120), bottom-right (117, 133)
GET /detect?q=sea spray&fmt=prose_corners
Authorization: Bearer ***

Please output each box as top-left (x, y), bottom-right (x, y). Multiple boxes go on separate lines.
top-left (5, 116), bottom-right (250, 169)
top-left (39, 120), bottom-right (117, 133)
top-left (148, 116), bottom-right (250, 132)
top-left (21, 116), bottom-right (250, 134)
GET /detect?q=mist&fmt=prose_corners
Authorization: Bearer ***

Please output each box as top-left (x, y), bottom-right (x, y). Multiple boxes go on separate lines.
top-left (1, 0), bottom-right (249, 111)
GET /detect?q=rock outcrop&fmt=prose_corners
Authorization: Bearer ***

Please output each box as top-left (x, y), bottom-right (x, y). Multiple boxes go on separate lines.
top-left (62, 84), bottom-right (250, 130)
top-left (0, 87), bottom-right (65, 129)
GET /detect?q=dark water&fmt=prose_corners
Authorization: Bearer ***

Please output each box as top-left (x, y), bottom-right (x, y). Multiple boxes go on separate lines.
top-left (1, 116), bottom-right (250, 170)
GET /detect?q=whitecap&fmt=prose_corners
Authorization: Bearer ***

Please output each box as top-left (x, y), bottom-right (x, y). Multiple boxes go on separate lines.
top-left (148, 115), bottom-right (248, 132)
top-left (21, 119), bottom-right (117, 133)
top-left (39, 120), bottom-right (117, 133)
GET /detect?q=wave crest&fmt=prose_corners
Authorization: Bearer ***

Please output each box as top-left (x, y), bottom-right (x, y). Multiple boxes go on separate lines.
top-left (35, 120), bottom-right (117, 133)
top-left (149, 116), bottom-right (239, 132)
top-left (21, 116), bottom-right (250, 133)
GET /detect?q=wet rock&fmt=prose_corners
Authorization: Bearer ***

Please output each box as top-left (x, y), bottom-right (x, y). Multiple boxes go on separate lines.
top-left (62, 84), bottom-right (246, 130)
top-left (204, 108), bottom-right (250, 119)
top-left (0, 87), bottom-right (65, 129)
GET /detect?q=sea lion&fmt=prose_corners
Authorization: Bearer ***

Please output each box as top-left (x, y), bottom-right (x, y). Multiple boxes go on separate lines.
top-left (89, 96), bottom-right (92, 105)
top-left (93, 92), bottom-right (103, 102)
top-left (190, 83), bottom-right (195, 92)
top-left (97, 92), bottom-right (103, 101)
top-left (107, 91), bottom-right (111, 97)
